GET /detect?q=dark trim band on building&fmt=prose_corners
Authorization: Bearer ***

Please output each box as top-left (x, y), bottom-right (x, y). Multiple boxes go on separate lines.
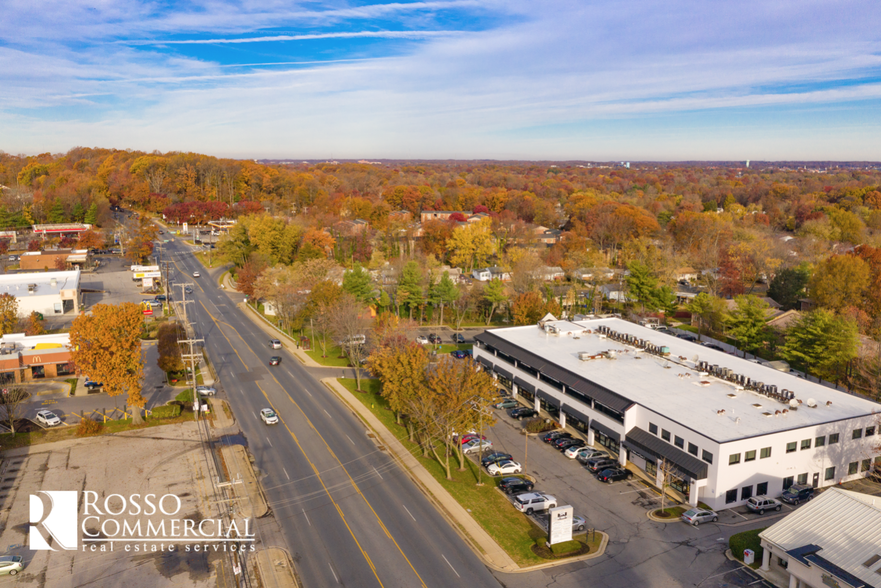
top-left (494, 366), bottom-right (513, 381)
top-left (477, 356), bottom-right (493, 370)
top-left (562, 404), bottom-right (591, 425)
top-left (536, 390), bottom-right (560, 408)
top-left (514, 377), bottom-right (535, 395)
top-left (623, 427), bottom-right (708, 480)
top-left (589, 419), bottom-right (620, 443)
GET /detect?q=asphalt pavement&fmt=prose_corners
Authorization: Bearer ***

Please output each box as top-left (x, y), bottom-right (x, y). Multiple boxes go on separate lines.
top-left (158, 240), bottom-right (502, 588)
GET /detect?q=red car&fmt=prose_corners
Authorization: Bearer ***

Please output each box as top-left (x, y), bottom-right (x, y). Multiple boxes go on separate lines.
top-left (269, 356), bottom-right (282, 366)
top-left (460, 434), bottom-right (487, 445)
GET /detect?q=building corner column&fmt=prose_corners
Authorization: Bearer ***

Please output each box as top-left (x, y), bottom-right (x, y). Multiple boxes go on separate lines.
top-left (760, 546), bottom-right (771, 571)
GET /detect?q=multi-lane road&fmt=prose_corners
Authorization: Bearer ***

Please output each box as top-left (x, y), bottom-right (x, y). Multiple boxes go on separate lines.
top-left (158, 239), bottom-right (502, 588)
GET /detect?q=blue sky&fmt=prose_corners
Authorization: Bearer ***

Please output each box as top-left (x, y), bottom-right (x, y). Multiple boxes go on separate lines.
top-left (2, 0), bottom-right (881, 160)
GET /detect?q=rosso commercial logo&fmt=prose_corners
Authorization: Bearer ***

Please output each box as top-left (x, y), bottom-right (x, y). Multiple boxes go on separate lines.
top-left (29, 491), bottom-right (255, 553)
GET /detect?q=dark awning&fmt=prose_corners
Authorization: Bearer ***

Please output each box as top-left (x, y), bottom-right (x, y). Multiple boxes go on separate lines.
top-left (562, 405), bottom-right (591, 425)
top-left (474, 331), bottom-right (633, 413)
top-left (589, 419), bottom-right (621, 442)
top-left (477, 356), bottom-right (493, 369)
top-left (623, 427), bottom-right (708, 480)
top-left (514, 377), bottom-right (535, 395)
top-left (536, 389), bottom-right (561, 408)
top-left (494, 366), bottom-right (513, 381)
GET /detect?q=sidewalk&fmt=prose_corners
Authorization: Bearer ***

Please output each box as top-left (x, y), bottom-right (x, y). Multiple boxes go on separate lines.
top-left (250, 547), bottom-right (299, 588)
top-left (238, 301), bottom-right (322, 367)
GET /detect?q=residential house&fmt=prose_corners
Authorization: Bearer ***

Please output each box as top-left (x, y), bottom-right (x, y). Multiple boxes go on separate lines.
top-left (420, 211), bottom-right (472, 222)
top-left (538, 266), bottom-right (565, 281)
top-left (674, 267), bottom-right (698, 283)
top-left (472, 267), bottom-right (511, 282)
top-left (533, 225), bottom-right (563, 245)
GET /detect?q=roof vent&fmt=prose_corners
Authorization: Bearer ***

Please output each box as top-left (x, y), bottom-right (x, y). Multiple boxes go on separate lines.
top-left (789, 399), bottom-right (799, 410)
top-left (826, 401), bottom-right (833, 407)
top-left (806, 398), bottom-right (817, 408)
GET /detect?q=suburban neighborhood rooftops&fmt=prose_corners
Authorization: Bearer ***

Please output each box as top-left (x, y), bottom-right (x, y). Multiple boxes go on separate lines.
top-left (477, 318), bottom-right (880, 442)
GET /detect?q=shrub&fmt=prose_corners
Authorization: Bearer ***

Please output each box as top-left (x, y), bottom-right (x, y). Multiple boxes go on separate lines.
top-left (76, 419), bottom-right (103, 436)
top-left (176, 389), bottom-right (195, 403)
top-left (729, 528), bottom-right (766, 561)
top-left (523, 418), bottom-right (556, 434)
top-left (151, 404), bottom-right (181, 419)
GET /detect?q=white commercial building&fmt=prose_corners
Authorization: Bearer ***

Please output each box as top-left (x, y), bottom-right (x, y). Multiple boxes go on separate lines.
top-left (759, 487), bottom-right (881, 588)
top-left (474, 318), bottom-right (881, 511)
top-left (0, 270), bottom-right (81, 316)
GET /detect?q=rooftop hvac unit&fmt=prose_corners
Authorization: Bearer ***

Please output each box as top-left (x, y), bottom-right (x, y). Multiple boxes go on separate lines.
top-left (578, 352), bottom-right (594, 361)
top-left (769, 385), bottom-right (777, 395)
top-left (660, 346), bottom-right (671, 356)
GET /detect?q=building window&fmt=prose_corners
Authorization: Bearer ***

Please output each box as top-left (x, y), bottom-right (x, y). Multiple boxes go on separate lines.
top-left (674, 436), bottom-right (684, 449)
top-left (783, 476), bottom-right (794, 490)
top-left (800, 439), bottom-right (811, 450)
top-left (863, 459), bottom-right (872, 472)
top-left (786, 442), bottom-right (797, 454)
top-left (745, 450), bottom-right (756, 462)
top-left (866, 426), bottom-right (876, 436)
top-left (797, 473), bottom-right (808, 485)
top-left (661, 429), bottom-right (671, 442)
top-left (741, 485), bottom-right (753, 501)
top-left (829, 433), bottom-right (840, 444)
top-left (825, 466), bottom-right (836, 481)
top-left (688, 442), bottom-right (698, 456)
top-left (853, 429), bottom-right (863, 440)
top-left (702, 450), bottom-right (713, 464)
top-left (760, 447), bottom-right (771, 459)
top-left (849, 462), bottom-right (859, 475)
top-left (725, 489), bottom-right (738, 504)
top-left (729, 453), bottom-right (741, 465)
top-left (757, 481), bottom-right (768, 496)
top-left (649, 423), bottom-right (658, 435)
top-left (815, 436), bottom-right (826, 447)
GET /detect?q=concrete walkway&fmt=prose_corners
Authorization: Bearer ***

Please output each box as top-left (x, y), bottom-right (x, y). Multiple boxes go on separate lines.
top-left (251, 547), bottom-right (299, 588)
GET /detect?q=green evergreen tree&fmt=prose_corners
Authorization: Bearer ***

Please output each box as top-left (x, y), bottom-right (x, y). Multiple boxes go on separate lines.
top-left (781, 309), bottom-right (858, 383)
top-left (84, 203), bottom-right (98, 225)
top-left (482, 278), bottom-right (507, 325)
top-left (342, 263), bottom-right (373, 303)
top-left (767, 265), bottom-right (811, 310)
top-left (72, 202), bottom-right (85, 223)
top-left (653, 285), bottom-right (678, 320)
top-left (724, 295), bottom-right (771, 354)
top-left (626, 261), bottom-right (657, 311)
top-left (47, 199), bottom-right (66, 224)
top-left (687, 292), bottom-right (726, 338)
top-left (396, 261), bottom-right (423, 319)
top-left (429, 271), bottom-right (460, 326)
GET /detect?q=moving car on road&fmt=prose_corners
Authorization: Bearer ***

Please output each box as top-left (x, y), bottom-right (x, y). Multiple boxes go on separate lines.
top-left (487, 460), bottom-right (522, 476)
top-left (260, 408), bottom-right (278, 425)
top-left (269, 356), bottom-right (282, 366)
top-left (192, 271), bottom-right (200, 278)
top-left (680, 508), bottom-right (719, 526)
top-left (269, 339), bottom-right (282, 349)
top-left (35, 410), bottom-right (61, 427)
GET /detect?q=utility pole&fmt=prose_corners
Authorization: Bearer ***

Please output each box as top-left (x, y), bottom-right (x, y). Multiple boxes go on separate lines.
top-left (179, 334), bottom-right (204, 419)
top-left (174, 282), bottom-right (195, 325)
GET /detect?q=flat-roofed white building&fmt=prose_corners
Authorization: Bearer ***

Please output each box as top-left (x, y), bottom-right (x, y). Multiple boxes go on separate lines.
top-left (0, 270), bottom-right (81, 316)
top-left (474, 318), bottom-right (881, 511)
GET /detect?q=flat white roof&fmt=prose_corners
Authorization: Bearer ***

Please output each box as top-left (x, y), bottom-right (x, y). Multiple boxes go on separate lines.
top-left (486, 318), bottom-right (881, 442)
top-left (0, 270), bottom-right (80, 297)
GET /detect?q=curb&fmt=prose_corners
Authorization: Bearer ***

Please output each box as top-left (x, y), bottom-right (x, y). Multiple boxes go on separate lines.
top-left (238, 302), bottom-right (323, 367)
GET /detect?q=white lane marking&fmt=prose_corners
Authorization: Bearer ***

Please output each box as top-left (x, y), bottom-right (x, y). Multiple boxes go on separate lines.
top-left (402, 504), bottom-right (416, 522)
top-left (266, 437), bottom-right (272, 447)
top-left (324, 409), bottom-right (331, 418)
top-left (303, 509), bottom-right (312, 527)
top-left (373, 466), bottom-right (383, 479)
top-left (442, 554), bottom-right (460, 578)
top-left (346, 434), bottom-right (355, 445)
top-left (283, 467), bottom-right (290, 481)
top-left (328, 563), bottom-right (339, 583)
top-left (305, 389), bottom-right (312, 397)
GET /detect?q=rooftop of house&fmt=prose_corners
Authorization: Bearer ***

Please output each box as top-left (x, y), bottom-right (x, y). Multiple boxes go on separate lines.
top-left (0, 270), bottom-right (81, 297)
top-left (479, 318), bottom-right (880, 442)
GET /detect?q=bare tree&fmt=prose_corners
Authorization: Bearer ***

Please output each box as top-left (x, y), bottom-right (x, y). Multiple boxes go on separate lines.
top-left (657, 459), bottom-right (679, 515)
top-left (330, 294), bottom-right (373, 390)
top-left (0, 387), bottom-right (30, 435)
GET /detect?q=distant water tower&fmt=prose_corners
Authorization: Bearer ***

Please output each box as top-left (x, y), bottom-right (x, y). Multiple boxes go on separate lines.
top-left (745, 160), bottom-right (750, 168)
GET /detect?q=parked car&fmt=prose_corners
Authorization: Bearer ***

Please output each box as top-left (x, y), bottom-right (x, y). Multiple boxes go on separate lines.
top-left (676, 333), bottom-right (697, 342)
top-left (269, 339), bottom-right (282, 349)
top-left (541, 430), bottom-right (570, 443)
top-left (596, 467), bottom-right (633, 483)
top-left (7, 255), bottom-right (19, 263)
top-left (487, 460), bottom-right (522, 476)
top-left (192, 271), bottom-right (200, 278)
top-left (462, 439), bottom-right (492, 454)
top-left (556, 438), bottom-right (586, 451)
top-left (576, 448), bottom-right (610, 463)
top-left (493, 399), bottom-right (519, 409)
top-left (451, 350), bottom-right (470, 359)
top-left (701, 343), bottom-right (726, 352)
top-left (149, 300), bottom-right (162, 308)
top-left (568, 446), bottom-right (603, 460)
top-left (509, 407), bottom-right (537, 420)
top-left (269, 356), bottom-right (282, 366)
top-left (416, 335), bottom-right (429, 345)
top-left (585, 457), bottom-right (618, 473)
top-left (655, 326), bottom-right (675, 335)
top-left (428, 333), bottom-right (442, 344)
top-left (681, 508), bottom-right (719, 526)
top-left (0, 555), bottom-right (23, 576)
top-left (779, 484), bottom-right (815, 505)
top-left (551, 436), bottom-right (577, 448)
top-left (452, 333), bottom-right (466, 343)
top-left (460, 433), bottom-right (487, 445)
top-left (84, 379), bottom-right (103, 389)
top-left (481, 452), bottom-right (513, 468)
top-left (154, 295), bottom-right (167, 302)
top-left (35, 410), bottom-right (61, 426)
top-left (260, 408), bottom-right (278, 425)
top-left (746, 496), bottom-right (782, 514)
top-left (571, 515), bottom-right (587, 532)
top-left (196, 386), bottom-right (216, 396)
top-left (498, 476), bottom-right (534, 495)
top-left (513, 492), bottom-right (557, 515)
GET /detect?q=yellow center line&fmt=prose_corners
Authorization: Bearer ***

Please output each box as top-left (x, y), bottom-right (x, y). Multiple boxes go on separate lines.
top-left (199, 301), bottom-right (387, 588)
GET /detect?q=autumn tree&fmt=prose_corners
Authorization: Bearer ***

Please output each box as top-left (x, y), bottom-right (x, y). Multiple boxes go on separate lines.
top-left (69, 303), bottom-right (146, 424)
top-left (809, 254), bottom-right (871, 314)
top-left (23, 311), bottom-right (45, 336)
top-left (512, 291), bottom-right (546, 325)
top-left (77, 229), bottom-right (105, 251)
top-left (725, 295), bottom-right (772, 354)
top-left (0, 294), bottom-right (19, 336)
top-left (447, 217), bottom-right (495, 272)
top-left (305, 281), bottom-right (343, 357)
top-left (367, 341), bottom-right (428, 431)
top-left (157, 322), bottom-right (184, 374)
top-left (237, 256), bottom-right (269, 299)
top-left (330, 294), bottom-right (372, 390)
top-left (781, 309), bottom-right (859, 383)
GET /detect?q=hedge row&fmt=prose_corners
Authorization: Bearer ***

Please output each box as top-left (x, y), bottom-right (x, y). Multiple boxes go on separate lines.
top-left (152, 404), bottom-right (182, 419)
top-left (729, 528), bottom-right (765, 561)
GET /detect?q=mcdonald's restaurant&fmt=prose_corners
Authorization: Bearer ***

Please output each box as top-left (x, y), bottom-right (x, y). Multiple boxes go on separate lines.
top-left (0, 334), bottom-right (74, 384)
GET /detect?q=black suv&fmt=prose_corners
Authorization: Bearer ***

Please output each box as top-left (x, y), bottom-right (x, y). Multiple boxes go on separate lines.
top-left (585, 457), bottom-right (618, 473)
top-left (481, 452), bottom-right (512, 468)
top-left (509, 407), bottom-right (538, 420)
top-left (499, 477), bottom-right (534, 495)
top-left (541, 430), bottom-right (570, 443)
top-left (779, 484), bottom-right (815, 505)
top-left (428, 333), bottom-right (442, 344)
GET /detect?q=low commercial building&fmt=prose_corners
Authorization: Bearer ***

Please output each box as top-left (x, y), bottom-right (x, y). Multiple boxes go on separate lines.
top-left (759, 487), bottom-right (881, 588)
top-left (474, 318), bottom-right (881, 511)
top-left (0, 270), bottom-right (81, 316)
top-left (0, 333), bottom-right (74, 383)
top-left (19, 249), bottom-right (90, 271)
